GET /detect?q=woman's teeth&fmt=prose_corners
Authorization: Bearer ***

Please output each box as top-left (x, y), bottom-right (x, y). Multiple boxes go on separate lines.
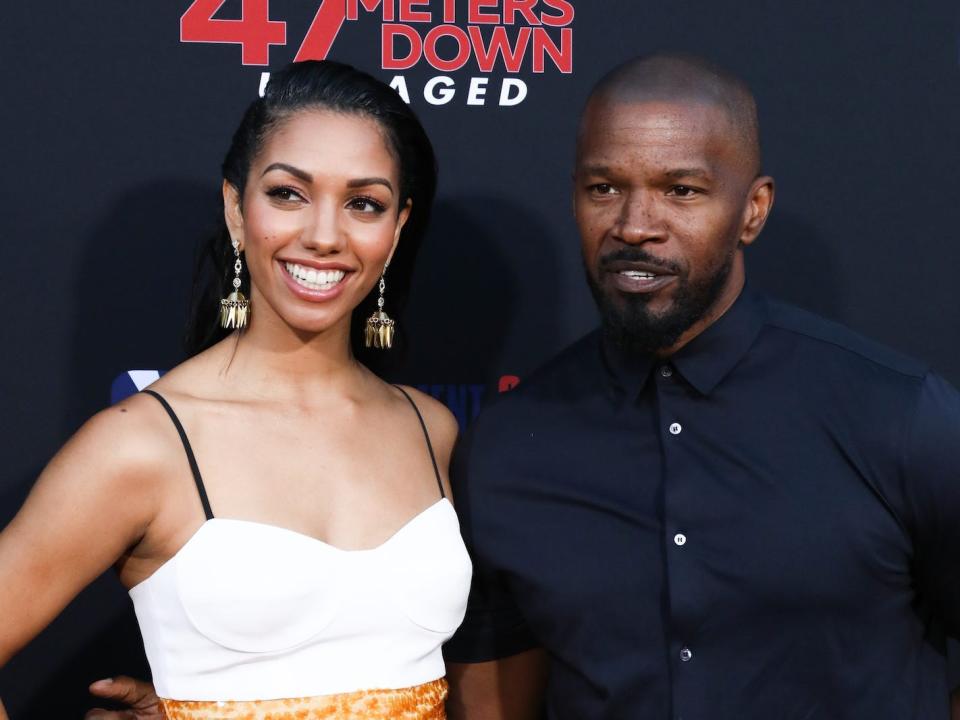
top-left (284, 262), bottom-right (346, 291)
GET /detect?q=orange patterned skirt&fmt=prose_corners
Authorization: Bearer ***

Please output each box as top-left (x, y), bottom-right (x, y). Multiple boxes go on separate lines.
top-left (158, 678), bottom-right (447, 720)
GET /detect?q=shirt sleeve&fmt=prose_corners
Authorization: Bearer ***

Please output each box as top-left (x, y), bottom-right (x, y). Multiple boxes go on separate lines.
top-left (443, 422), bottom-right (540, 663)
top-left (903, 371), bottom-right (960, 638)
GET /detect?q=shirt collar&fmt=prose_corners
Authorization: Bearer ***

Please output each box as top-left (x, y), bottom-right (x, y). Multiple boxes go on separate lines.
top-left (601, 284), bottom-right (768, 399)
top-left (601, 332), bottom-right (657, 400)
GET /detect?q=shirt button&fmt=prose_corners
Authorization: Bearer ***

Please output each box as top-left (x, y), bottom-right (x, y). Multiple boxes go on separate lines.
top-left (680, 647), bottom-right (693, 662)
top-left (669, 422), bottom-right (682, 435)
top-left (674, 533), bottom-right (687, 546)
top-left (660, 365), bottom-right (673, 378)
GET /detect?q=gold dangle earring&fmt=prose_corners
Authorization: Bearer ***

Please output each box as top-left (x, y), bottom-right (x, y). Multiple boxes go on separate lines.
top-left (364, 264), bottom-right (395, 349)
top-left (220, 239), bottom-right (250, 329)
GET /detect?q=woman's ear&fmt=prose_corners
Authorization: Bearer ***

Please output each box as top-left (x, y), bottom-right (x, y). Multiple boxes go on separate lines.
top-left (222, 179), bottom-right (244, 248)
top-left (387, 198), bottom-right (413, 266)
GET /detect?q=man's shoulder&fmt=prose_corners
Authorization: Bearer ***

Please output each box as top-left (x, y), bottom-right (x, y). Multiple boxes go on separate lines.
top-left (762, 296), bottom-right (928, 381)
top-left (468, 330), bottom-right (603, 435)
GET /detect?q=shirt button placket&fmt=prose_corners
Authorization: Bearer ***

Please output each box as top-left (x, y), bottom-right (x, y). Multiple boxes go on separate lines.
top-left (658, 370), bottom-right (694, 718)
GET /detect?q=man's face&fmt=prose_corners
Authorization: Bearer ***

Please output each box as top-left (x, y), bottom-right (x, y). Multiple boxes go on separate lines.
top-left (575, 97), bottom-right (768, 354)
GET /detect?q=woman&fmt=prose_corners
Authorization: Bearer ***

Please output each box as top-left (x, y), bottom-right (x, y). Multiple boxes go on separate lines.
top-left (0, 60), bottom-right (471, 719)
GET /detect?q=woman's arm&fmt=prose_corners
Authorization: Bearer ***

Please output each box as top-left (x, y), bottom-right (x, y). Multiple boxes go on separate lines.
top-left (0, 399), bottom-right (163, 694)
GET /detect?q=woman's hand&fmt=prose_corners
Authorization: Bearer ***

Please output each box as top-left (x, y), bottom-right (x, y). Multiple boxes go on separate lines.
top-left (85, 677), bottom-right (163, 720)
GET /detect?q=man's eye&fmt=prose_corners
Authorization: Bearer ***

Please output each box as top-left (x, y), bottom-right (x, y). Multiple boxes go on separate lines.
top-left (266, 186), bottom-right (303, 202)
top-left (348, 197), bottom-right (386, 213)
top-left (669, 185), bottom-right (699, 197)
top-left (589, 184), bottom-right (618, 195)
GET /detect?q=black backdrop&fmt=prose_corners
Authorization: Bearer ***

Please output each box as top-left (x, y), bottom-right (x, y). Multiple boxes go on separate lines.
top-left (1, 1), bottom-right (959, 715)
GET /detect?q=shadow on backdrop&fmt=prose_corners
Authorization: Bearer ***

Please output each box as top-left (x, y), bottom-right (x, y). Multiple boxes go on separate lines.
top-left (64, 180), bottom-right (220, 436)
top-left (397, 196), bottom-right (562, 402)
top-left (747, 210), bottom-right (845, 321)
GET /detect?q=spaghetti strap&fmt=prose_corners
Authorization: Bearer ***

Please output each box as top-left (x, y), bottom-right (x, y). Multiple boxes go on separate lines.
top-left (142, 389), bottom-right (215, 520)
top-left (393, 386), bottom-right (446, 499)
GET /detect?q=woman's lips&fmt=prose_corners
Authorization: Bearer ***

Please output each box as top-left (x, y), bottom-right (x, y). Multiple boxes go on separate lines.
top-left (278, 260), bottom-right (352, 302)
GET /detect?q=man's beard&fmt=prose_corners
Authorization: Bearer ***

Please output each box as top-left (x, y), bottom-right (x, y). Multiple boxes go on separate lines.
top-left (586, 247), bottom-right (735, 355)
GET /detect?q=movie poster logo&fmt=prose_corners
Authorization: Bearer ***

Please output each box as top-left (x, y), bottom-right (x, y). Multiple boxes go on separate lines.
top-left (181, 0), bottom-right (575, 106)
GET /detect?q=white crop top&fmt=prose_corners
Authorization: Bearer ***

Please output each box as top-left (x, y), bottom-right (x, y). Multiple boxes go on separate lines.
top-left (130, 389), bottom-right (472, 702)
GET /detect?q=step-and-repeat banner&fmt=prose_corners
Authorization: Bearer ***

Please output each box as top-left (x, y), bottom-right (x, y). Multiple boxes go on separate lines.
top-left (1, 1), bottom-right (959, 715)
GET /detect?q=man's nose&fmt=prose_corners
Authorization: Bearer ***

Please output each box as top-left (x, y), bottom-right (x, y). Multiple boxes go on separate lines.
top-left (614, 191), bottom-right (667, 245)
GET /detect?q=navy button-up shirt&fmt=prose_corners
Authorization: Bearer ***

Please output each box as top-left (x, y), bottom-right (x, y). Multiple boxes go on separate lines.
top-left (444, 287), bottom-right (960, 719)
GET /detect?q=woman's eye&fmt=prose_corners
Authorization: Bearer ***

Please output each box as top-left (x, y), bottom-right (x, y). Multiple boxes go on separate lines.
top-left (266, 186), bottom-right (303, 202)
top-left (348, 197), bottom-right (386, 213)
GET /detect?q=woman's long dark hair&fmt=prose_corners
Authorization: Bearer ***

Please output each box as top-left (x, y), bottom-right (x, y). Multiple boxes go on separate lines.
top-left (184, 60), bottom-right (437, 373)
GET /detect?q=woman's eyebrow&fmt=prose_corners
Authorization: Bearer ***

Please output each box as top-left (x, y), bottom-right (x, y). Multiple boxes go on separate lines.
top-left (261, 162), bottom-right (312, 182)
top-left (347, 177), bottom-right (394, 194)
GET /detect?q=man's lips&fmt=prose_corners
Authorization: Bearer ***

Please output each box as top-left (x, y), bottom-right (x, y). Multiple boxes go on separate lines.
top-left (601, 260), bottom-right (678, 294)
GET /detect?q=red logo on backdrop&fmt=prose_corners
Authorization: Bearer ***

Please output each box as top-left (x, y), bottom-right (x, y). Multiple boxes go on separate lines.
top-left (181, 0), bottom-right (575, 106)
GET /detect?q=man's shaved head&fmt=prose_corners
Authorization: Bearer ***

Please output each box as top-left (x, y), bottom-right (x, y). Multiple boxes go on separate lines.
top-left (583, 53), bottom-right (761, 176)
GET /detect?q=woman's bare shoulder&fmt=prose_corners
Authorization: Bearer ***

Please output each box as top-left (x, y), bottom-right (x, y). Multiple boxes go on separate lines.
top-left (69, 391), bottom-right (185, 480)
top-left (393, 385), bottom-right (459, 454)
top-left (76, 339), bottom-right (239, 481)
top-left (14, 391), bottom-right (183, 561)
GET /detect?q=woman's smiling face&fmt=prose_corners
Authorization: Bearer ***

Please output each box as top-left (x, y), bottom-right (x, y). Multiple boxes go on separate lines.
top-left (225, 108), bottom-right (410, 337)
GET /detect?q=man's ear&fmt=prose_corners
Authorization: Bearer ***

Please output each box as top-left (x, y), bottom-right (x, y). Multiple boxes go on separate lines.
top-left (223, 179), bottom-right (244, 248)
top-left (739, 175), bottom-right (775, 248)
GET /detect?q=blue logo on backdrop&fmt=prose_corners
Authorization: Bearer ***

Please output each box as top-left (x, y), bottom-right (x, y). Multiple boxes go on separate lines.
top-left (110, 370), bottom-right (167, 404)
top-left (415, 383), bottom-right (485, 427)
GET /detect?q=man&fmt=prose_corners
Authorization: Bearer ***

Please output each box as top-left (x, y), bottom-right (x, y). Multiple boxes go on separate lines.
top-left (442, 54), bottom-right (960, 719)
top-left (90, 54), bottom-right (960, 719)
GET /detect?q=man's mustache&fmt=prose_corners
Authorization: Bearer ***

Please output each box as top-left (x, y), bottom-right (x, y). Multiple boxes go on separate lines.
top-left (597, 248), bottom-right (684, 275)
